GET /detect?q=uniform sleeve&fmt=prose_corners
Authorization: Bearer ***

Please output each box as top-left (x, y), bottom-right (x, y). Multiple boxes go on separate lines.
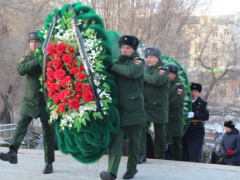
top-left (193, 101), bottom-right (209, 121)
top-left (17, 56), bottom-right (39, 76)
top-left (233, 135), bottom-right (240, 156)
top-left (169, 85), bottom-right (185, 111)
top-left (111, 59), bottom-right (144, 79)
top-left (144, 69), bottom-right (169, 87)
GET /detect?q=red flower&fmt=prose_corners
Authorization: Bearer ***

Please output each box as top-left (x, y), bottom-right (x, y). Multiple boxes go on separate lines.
top-left (83, 85), bottom-right (91, 92)
top-left (53, 93), bottom-right (60, 105)
top-left (61, 76), bottom-right (73, 88)
top-left (47, 61), bottom-right (52, 69)
top-left (62, 54), bottom-right (74, 65)
top-left (67, 63), bottom-right (73, 70)
top-left (82, 91), bottom-right (94, 102)
top-left (59, 90), bottom-right (68, 103)
top-left (74, 93), bottom-right (82, 99)
top-left (69, 98), bottom-right (81, 110)
top-left (46, 69), bottom-right (55, 81)
top-left (72, 60), bottom-right (78, 67)
top-left (74, 81), bottom-right (84, 93)
top-left (80, 63), bottom-right (85, 71)
top-left (56, 43), bottom-right (67, 52)
top-left (65, 89), bottom-right (74, 96)
top-left (59, 103), bottom-right (66, 113)
top-left (56, 108), bottom-right (61, 114)
top-left (76, 72), bottom-right (86, 80)
top-left (48, 91), bottom-right (54, 98)
top-left (52, 58), bottom-right (64, 70)
top-left (227, 149), bottom-right (234, 155)
top-left (48, 83), bottom-right (56, 92)
top-left (56, 51), bottom-right (63, 58)
top-left (54, 69), bottom-right (66, 81)
top-left (46, 43), bottom-right (55, 54)
top-left (68, 46), bottom-right (75, 54)
top-left (46, 80), bottom-right (52, 88)
top-left (70, 68), bottom-right (80, 75)
top-left (54, 83), bottom-right (60, 92)
top-left (50, 53), bottom-right (55, 59)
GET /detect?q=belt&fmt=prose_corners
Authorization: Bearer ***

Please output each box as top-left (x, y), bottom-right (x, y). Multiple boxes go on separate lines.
top-left (191, 119), bottom-right (201, 123)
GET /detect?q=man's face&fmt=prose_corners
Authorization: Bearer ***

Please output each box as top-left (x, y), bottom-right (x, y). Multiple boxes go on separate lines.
top-left (146, 55), bottom-right (159, 66)
top-left (191, 90), bottom-right (200, 100)
top-left (30, 40), bottom-right (41, 52)
top-left (217, 144), bottom-right (220, 148)
top-left (224, 127), bottom-right (232, 133)
top-left (169, 72), bottom-right (177, 81)
top-left (121, 45), bottom-right (135, 56)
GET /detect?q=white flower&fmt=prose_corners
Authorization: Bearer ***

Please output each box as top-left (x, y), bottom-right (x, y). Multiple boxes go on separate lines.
top-left (55, 25), bottom-right (61, 29)
top-left (69, 124), bottom-right (73, 128)
top-left (97, 88), bottom-right (101, 94)
top-left (61, 119), bottom-right (68, 125)
top-left (59, 29), bottom-right (64, 33)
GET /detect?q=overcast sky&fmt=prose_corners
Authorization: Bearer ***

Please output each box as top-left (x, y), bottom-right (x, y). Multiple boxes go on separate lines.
top-left (211, 0), bottom-right (240, 13)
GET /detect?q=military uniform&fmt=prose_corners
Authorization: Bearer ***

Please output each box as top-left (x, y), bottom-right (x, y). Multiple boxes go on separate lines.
top-left (139, 47), bottom-right (169, 160)
top-left (165, 68), bottom-right (185, 161)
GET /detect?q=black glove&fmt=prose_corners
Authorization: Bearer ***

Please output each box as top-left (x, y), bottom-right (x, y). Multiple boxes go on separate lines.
top-left (106, 64), bottom-right (113, 73)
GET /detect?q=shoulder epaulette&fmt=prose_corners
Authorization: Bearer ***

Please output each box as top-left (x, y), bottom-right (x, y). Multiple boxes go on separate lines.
top-left (175, 83), bottom-right (180, 85)
top-left (134, 57), bottom-right (139, 59)
top-left (157, 66), bottom-right (162, 69)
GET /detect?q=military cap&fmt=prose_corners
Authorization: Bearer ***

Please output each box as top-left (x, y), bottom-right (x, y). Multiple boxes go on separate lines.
top-left (224, 120), bottom-right (235, 129)
top-left (119, 35), bottom-right (139, 50)
top-left (145, 47), bottom-right (162, 59)
top-left (27, 30), bottom-right (40, 42)
top-left (190, 83), bottom-right (202, 93)
top-left (166, 63), bottom-right (179, 74)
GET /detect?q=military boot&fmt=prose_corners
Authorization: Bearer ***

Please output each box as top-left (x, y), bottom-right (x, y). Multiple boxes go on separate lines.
top-left (138, 153), bottom-right (146, 164)
top-left (122, 169), bottom-right (138, 179)
top-left (100, 171), bottom-right (116, 180)
top-left (43, 163), bottom-right (53, 174)
top-left (0, 149), bottom-right (18, 164)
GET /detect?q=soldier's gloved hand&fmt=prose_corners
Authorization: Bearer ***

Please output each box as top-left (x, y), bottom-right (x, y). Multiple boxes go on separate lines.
top-left (187, 112), bottom-right (194, 118)
top-left (106, 64), bottom-right (113, 73)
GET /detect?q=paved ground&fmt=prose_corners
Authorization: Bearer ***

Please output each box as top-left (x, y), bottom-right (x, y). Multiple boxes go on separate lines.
top-left (0, 147), bottom-right (239, 180)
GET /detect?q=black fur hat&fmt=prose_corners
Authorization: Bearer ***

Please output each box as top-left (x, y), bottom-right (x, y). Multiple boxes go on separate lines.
top-left (190, 83), bottom-right (202, 93)
top-left (144, 47), bottom-right (161, 59)
top-left (118, 35), bottom-right (139, 50)
top-left (166, 63), bottom-right (179, 74)
top-left (224, 120), bottom-right (235, 129)
top-left (27, 30), bottom-right (40, 42)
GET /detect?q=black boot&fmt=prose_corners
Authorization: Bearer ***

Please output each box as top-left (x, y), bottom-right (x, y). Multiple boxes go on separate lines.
top-left (43, 163), bottom-right (53, 174)
top-left (100, 171), bottom-right (116, 180)
top-left (138, 153), bottom-right (146, 164)
top-left (122, 169), bottom-right (138, 179)
top-left (0, 149), bottom-right (18, 164)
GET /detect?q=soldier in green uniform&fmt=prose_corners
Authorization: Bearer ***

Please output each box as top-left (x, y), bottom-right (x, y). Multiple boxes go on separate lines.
top-left (100, 35), bottom-right (145, 180)
top-left (165, 63), bottom-right (185, 161)
top-left (138, 47), bottom-right (169, 164)
top-left (0, 30), bottom-right (55, 174)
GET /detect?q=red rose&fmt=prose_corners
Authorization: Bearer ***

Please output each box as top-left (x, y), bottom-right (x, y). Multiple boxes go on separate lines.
top-left (56, 51), bottom-right (63, 58)
top-left (56, 108), bottom-right (61, 114)
top-left (59, 103), bottom-right (66, 113)
top-left (46, 80), bottom-right (52, 88)
top-left (74, 93), bottom-right (82, 99)
top-left (59, 90), bottom-right (68, 103)
top-left (47, 61), bottom-right (52, 69)
top-left (61, 76), bottom-right (73, 88)
top-left (72, 60), bottom-right (78, 67)
top-left (48, 91), bottom-right (54, 98)
top-left (50, 53), bottom-right (55, 59)
top-left (227, 149), bottom-right (234, 155)
top-left (68, 46), bottom-right (75, 54)
top-left (62, 54), bottom-right (74, 65)
top-left (46, 69), bottom-right (55, 81)
top-left (53, 93), bottom-right (60, 105)
top-left (67, 63), bottom-right (73, 70)
top-left (83, 85), bottom-right (91, 92)
top-left (82, 91), bottom-right (94, 102)
top-left (54, 69), bottom-right (66, 81)
top-left (48, 83), bottom-right (56, 92)
top-left (54, 83), bottom-right (60, 92)
top-left (80, 63), bottom-right (85, 71)
top-left (65, 89), bottom-right (74, 96)
top-left (46, 43), bottom-right (55, 54)
top-left (69, 98), bottom-right (81, 110)
top-left (76, 72), bottom-right (86, 80)
top-left (70, 68), bottom-right (80, 75)
top-left (52, 58), bottom-right (64, 70)
top-left (74, 81), bottom-right (84, 93)
top-left (56, 43), bottom-right (67, 52)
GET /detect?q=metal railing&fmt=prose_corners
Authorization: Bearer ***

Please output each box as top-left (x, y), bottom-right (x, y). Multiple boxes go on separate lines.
top-left (0, 124), bottom-right (16, 140)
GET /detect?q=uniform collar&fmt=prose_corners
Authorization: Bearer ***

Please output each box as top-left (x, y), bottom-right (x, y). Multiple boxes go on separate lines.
top-left (192, 96), bottom-right (199, 103)
top-left (170, 75), bottom-right (180, 84)
top-left (119, 51), bottom-right (140, 62)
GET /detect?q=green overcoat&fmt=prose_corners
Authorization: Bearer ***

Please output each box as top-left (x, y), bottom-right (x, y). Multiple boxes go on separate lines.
top-left (111, 52), bottom-right (146, 127)
top-left (143, 60), bottom-right (169, 124)
top-left (166, 76), bottom-right (185, 136)
top-left (17, 50), bottom-right (49, 122)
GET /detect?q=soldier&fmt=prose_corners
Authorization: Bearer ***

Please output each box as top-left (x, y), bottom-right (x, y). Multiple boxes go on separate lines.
top-left (182, 83), bottom-right (209, 162)
top-left (100, 35), bottom-right (145, 180)
top-left (0, 30), bottom-right (55, 174)
top-left (165, 63), bottom-right (185, 161)
top-left (138, 47), bottom-right (169, 164)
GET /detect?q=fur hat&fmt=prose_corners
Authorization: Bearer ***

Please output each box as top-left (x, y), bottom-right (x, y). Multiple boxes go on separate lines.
top-left (118, 35), bottom-right (139, 50)
top-left (27, 30), bottom-right (40, 42)
top-left (144, 47), bottom-right (161, 59)
top-left (190, 83), bottom-right (202, 93)
top-left (166, 63), bottom-right (179, 74)
top-left (224, 120), bottom-right (235, 129)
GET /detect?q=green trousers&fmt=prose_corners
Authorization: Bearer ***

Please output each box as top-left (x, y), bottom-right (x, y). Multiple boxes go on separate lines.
top-left (171, 136), bottom-right (182, 161)
top-left (139, 122), bottom-right (166, 159)
top-left (10, 115), bottom-right (55, 163)
top-left (107, 124), bottom-right (141, 177)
